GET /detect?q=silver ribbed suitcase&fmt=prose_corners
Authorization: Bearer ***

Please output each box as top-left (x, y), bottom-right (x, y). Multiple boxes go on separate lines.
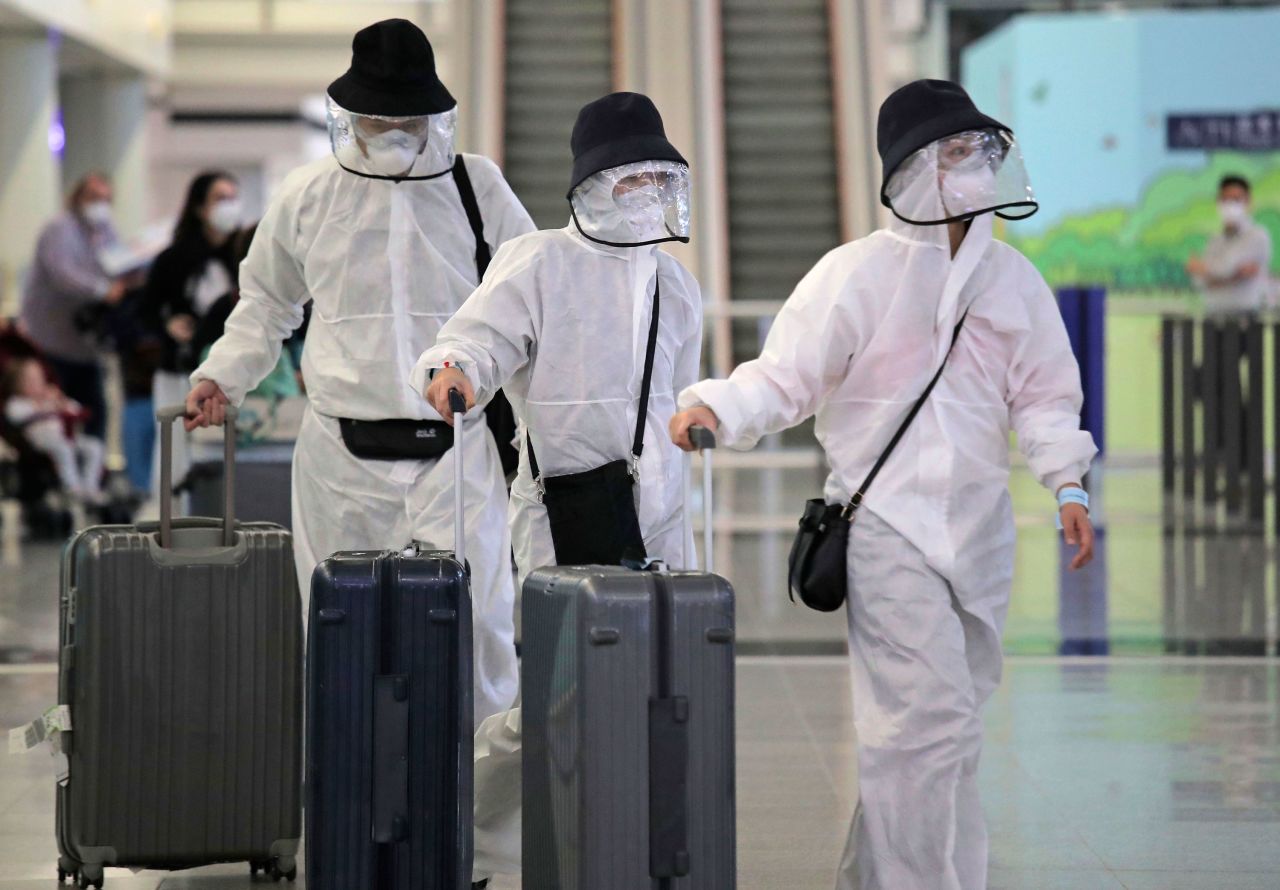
top-left (521, 428), bottom-right (736, 889)
top-left (54, 406), bottom-right (302, 888)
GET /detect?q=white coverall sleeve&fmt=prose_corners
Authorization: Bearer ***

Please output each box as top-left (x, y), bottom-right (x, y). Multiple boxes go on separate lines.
top-left (410, 241), bottom-right (542, 406)
top-left (678, 249), bottom-right (859, 450)
top-left (1006, 279), bottom-right (1098, 493)
top-left (191, 185), bottom-right (309, 405)
top-left (470, 155), bottom-right (537, 249)
top-left (675, 271), bottom-right (704, 394)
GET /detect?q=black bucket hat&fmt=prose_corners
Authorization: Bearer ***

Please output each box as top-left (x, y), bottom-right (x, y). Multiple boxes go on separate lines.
top-left (877, 79), bottom-right (1008, 207)
top-left (567, 92), bottom-right (688, 197)
top-left (327, 19), bottom-right (456, 118)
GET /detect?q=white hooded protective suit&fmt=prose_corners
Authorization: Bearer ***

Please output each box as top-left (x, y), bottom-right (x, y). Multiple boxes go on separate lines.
top-left (415, 231), bottom-right (701, 885)
top-left (679, 211), bottom-right (1096, 890)
top-left (412, 226), bottom-right (703, 581)
top-left (192, 105), bottom-right (535, 728)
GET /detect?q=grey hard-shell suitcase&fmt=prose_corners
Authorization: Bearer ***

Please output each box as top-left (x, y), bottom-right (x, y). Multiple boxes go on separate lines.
top-left (55, 405), bottom-right (303, 888)
top-left (522, 428), bottom-right (736, 889)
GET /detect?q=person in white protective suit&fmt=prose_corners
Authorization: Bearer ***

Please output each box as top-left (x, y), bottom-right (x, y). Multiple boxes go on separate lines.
top-left (670, 79), bottom-right (1098, 890)
top-left (417, 92), bottom-right (702, 886)
top-left (183, 18), bottom-right (534, 731)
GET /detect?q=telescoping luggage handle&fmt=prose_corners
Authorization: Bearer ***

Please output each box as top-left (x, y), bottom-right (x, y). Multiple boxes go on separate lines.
top-left (156, 404), bottom-right (239, 549)
top-left (449, 389), bottom-right (467, 568)
top-left (684, 425), bottom-right (716, 574)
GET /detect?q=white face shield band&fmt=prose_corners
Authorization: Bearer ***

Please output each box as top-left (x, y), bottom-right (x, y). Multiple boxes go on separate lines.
top-left (327, 96), bottom-right (457, 180)
top-left (883, 128), bottom-right (1037, 226)
top-left (569, 160), bottom-right (692, 248)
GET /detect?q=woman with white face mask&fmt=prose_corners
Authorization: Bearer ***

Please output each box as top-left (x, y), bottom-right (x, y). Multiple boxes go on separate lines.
top-left (671, 79), bottom-right (1096, 890)
top-left (139, 170), bottom-right (243, 506)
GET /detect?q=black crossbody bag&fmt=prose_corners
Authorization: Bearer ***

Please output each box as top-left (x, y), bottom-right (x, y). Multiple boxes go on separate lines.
top-left (787, 312), bottom-right (968, 612)
top-left (526, 280), bottom-right (661, 567)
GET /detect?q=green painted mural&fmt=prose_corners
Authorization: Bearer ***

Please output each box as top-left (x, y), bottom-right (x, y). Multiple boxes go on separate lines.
top-left (1002, 153), bottom-right (1280, 292)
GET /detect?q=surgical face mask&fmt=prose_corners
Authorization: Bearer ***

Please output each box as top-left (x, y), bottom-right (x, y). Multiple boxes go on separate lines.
top-left (1219, 199), bottom-right (1249, 227)
top-left (207, 198), bottom-right (242, 236)
top-left (81, 201), bottom-right (113, 226)
top-left (361, 130), bottom-right (425, 177)
top-left (940, 166), bottom-right (998, 219)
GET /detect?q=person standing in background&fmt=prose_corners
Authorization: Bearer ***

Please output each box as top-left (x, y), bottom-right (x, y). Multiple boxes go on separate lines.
top-left (1187, 174), bottom-right (1273, 315)
top-left (141, 171), bottom-right (243, 504)
top-left (20, 172), bottom-right (130, 472)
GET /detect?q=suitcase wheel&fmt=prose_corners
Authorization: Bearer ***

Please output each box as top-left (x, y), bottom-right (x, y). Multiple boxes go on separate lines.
top-left (268, 857), bottom-right (298, 883)
top-left (75, 865), bottom-right (103, 889)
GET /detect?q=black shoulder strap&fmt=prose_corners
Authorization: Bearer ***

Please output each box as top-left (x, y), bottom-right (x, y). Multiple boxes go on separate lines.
top-left (845, 310), bottom-right (968, 518)
top-left (529, 276), bottom-right (662, 483)
top-left (452, 155), bottom-right (492, 279)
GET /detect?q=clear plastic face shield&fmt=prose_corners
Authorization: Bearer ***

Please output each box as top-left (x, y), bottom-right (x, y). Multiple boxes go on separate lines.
top-left (883, 128), bottom-right (1037, 226)
top-left (569, 160), bottom-right (692, 248)
top-left (327, 96), bottom-right (457, 180)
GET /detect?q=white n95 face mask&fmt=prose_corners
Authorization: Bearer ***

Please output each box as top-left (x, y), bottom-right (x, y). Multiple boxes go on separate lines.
top-left (208, 199), bottom-right (243, 236)
top-left (940, 166), bottom-right (999, 219)
top-left (614, 183), bottom-right (670, 241)
top-left (81, 201), bottom-right (113, 226)
top-left (1218, 200), bottom-right (1248, 226)
top-left (362, 130), bottom-right (424, 177)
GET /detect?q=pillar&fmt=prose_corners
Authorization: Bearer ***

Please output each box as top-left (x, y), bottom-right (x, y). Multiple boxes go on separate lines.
top-left (0, 33), bottom-right (62, 315)
top-left (60, 73), bottom-right (150, 238)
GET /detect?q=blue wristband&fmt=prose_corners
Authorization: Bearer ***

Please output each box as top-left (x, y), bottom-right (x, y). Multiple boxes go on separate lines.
top-left (1056, 487), bottom-right (1089, 529)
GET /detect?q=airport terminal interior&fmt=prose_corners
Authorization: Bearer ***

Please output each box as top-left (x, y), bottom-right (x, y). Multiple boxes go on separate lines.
top-left (1, 1), bottom-right (1279, 888)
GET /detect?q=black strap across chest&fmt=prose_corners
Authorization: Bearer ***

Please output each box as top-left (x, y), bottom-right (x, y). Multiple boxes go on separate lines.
top-left (528, 277), bottom-right (662, 481)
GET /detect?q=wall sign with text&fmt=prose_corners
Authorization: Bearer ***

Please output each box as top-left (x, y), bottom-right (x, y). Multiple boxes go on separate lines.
top-left (1167, 112), bottom-right (1280, 151)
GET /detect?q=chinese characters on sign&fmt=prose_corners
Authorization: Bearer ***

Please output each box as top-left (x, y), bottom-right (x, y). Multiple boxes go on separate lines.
top-left (1167, 112), bottom-right (1280, 151)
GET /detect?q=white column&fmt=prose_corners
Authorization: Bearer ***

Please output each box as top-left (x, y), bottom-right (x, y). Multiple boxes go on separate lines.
top-left (60, 74), bottom-right (150, 238)
top-left (614, 0), bottom-right (731, 373)
top-left (829, 0), bottom-right (892, 240)
top-left (448, 0), bottom-right (507, 162)
top-left (0, 33), bottom-right (61, 316)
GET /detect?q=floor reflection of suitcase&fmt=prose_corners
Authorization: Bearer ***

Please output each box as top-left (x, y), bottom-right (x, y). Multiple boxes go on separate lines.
top-left (522, 427), bottom-right (736, 890)
top-left (184, 440), bottom-right (294, 530)
top-left (56, 406), bottom-right (302, 889)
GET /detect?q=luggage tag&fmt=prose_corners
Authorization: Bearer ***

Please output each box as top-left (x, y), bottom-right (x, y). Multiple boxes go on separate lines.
top-left (9, 705), bottom-right (72, 785)
top-left (8, 704), bottom-right (71, 754)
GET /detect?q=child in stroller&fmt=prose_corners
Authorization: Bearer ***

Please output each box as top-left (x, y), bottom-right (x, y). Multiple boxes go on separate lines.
top-left (2, 357), bottom-right (105, 505)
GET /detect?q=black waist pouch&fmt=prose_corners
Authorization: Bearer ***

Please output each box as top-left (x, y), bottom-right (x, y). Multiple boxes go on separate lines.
top-left (541, 459), bottom-right (647, 567)
top-left (337, 418), bottom-right (454, 461)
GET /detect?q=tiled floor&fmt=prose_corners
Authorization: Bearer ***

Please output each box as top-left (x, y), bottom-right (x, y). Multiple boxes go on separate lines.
top-left (2, 457), bottom-right (1279, 887)
top-left (3, 657), bottom-right (1278, 889)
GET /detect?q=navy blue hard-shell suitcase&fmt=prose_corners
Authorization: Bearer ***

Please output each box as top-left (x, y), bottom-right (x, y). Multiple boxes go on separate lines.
top-left (305, 393), bottom-right (474, 890)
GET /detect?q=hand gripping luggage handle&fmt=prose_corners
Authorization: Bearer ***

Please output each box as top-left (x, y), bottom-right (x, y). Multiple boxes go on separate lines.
top-left (156, 404), bottom-right (239, 548)
top-left (684, 426), bottom-right (716, 573)
top-left (449, 390), bottom-right (467, 568)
